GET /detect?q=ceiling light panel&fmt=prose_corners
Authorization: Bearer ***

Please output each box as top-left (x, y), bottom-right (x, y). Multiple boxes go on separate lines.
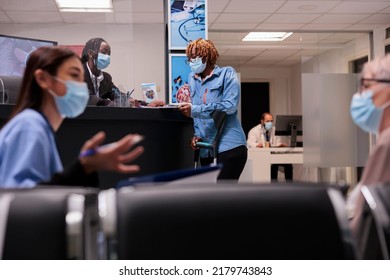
top-left (56, 0), bottom-right (113, 12)
top-left (242, 32), bottom-right (293, 42)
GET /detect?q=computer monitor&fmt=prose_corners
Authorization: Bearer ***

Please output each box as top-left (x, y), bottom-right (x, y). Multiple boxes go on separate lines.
top-left (275, 115), bottom-right (303, 147)
top-left (0, 34), bottom-right (57, 77)
top-left (0, 76), bottom-right (22, 104)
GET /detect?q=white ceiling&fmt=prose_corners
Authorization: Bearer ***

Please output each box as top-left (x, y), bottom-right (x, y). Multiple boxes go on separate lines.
top-left (0, 0), bottom-right (389, 68)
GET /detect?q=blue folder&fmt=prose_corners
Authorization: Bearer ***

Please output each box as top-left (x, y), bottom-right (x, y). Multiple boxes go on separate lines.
top-left (116, 164), bottom-right (222, 189)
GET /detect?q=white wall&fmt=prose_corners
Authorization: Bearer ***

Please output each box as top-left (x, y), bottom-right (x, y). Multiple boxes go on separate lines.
top-left (301, 34), bottom-right (370, 74)
top-left (0, 23), bottom-right (165, 101)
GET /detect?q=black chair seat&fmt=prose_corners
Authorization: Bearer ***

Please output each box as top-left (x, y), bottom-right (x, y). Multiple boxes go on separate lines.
top-left (100, 182), bottom-right (358, 260)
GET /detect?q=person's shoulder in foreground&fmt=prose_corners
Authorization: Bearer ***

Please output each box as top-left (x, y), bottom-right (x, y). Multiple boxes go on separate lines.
top-left (348, 54), bottom-right (390, 235)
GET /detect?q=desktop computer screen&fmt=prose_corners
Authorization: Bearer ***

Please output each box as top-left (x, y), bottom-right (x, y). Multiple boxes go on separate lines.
top-left (275, 115), bottom-right (303, 147)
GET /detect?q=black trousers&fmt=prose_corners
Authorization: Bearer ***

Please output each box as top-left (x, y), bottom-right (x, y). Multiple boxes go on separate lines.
top-left (200, 145), bottom-right (247, 182)
top-left (271, 164), bottom-right (293, 181)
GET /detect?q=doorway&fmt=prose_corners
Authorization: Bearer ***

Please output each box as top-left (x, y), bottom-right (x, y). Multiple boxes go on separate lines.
top-left (240, 82), bottom-right (270, 137)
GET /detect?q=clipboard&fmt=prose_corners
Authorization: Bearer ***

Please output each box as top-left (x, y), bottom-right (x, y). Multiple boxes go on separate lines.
top-left (116, 164), bottom-right (222, 188)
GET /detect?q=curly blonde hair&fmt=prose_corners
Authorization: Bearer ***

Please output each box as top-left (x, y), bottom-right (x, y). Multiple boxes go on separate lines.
top-left (186, 38), bottom-right (219, 66)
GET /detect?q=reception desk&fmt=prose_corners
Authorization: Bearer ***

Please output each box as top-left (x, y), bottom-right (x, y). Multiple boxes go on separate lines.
top-left (239, 147), bottom-right (304, 183)
top-left (0, 105), bottom-right (194, 188)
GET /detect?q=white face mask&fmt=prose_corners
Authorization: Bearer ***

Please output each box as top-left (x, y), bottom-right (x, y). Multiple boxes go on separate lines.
top-left (264, 122), bottom-right (273, 131)
top-left (96, 53), bottom-right (110, 70)
top-left (48, 76), bottom-right (89, 118)
top-left (350, 85), bottom-right (390, 134)
top-left (189, 56), bottom-right (207, 74)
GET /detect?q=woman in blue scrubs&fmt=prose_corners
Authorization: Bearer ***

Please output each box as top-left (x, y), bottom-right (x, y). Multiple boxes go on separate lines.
top-left (0, 46), bottom-right (144, 188)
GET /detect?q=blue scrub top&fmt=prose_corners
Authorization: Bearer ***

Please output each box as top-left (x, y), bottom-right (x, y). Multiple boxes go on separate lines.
top-left (0, 109), bottom-right (63, 188)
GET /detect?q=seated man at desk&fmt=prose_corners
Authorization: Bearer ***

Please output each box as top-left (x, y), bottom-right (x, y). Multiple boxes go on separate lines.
top-left (247, 112), bottom-right (293, 181)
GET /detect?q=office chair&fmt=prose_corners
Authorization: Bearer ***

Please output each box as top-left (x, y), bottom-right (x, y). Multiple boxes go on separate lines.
top-left (358, 183), bottom-right (390, 259)
top-left (0, 187), bottom-right (99, 260)
top-left (194, 110), bottom-right (227, 167)
top-left (99, 182), bottom-right (358, 260)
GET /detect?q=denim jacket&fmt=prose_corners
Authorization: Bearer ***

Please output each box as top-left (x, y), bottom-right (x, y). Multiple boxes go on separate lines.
top-left (188, 65), bottom-right (246, 158)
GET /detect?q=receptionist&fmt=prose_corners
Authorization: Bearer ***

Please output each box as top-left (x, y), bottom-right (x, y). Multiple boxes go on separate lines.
top-left (81, 37), bottom-right (165, 108)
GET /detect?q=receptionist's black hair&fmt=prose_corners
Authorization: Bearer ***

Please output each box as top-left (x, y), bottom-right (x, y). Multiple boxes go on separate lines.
top-left (81, 37), bottom-right (106, 64)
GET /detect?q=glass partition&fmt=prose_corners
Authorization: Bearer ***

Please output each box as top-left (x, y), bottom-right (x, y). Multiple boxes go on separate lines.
top-left (302, 73), bottom-right (369, 168)
top-left (298, 32), bottom-right (371, 185)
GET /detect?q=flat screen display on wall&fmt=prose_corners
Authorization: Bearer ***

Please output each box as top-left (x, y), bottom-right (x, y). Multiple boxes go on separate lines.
top-left (0, 34), bottom-right (57, 77)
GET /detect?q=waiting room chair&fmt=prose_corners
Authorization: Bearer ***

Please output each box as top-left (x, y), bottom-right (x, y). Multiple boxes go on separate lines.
top-left (99, 182), bottom-right (358, 260)
top-left (358, 183), bottom-right (390, 259)
top-left (0, 187), bottom-right (99, 260)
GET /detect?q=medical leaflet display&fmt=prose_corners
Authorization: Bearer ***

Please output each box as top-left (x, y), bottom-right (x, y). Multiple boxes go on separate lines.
top-left (141, 83), bottom-right (158, 104)
top-left (169, 54), bottom-right (192, 104)
top-left (168, 0), bottom-right (207, 50)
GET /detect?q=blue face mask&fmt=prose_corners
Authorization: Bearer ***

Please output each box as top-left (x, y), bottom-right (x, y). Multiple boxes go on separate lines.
top-left (49, 77), bottom-right (89, 118)
top-left (97, 53), bottom-right (110, 70)
top-left (264, 122), bottom-right (273, 131)
top-left (189, 56), bottom-right (206, 74)
top-left (350, 90), bottom-right (384, 134)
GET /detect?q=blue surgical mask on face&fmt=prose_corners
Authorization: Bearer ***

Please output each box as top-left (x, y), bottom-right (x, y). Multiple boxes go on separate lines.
top-left (264, 122), bottom-right (273, 131)
top-left (189, 56), bottom-right (206, 74)
top-left (350, 90), bottom-right (386, 134)
top-left (49, 77), bottom-right (89, 118)
top-left (97, 53), bottom-right (110, 70)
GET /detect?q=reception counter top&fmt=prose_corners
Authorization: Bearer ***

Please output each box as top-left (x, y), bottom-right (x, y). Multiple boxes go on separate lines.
top-left (0, 105), bottom-right (194, 188)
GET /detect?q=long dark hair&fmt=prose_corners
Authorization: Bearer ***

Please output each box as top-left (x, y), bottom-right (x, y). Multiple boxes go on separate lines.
top-left (8, 46), bottom-right (79, 120)
top-left (81, 37), bottom-right (107, 64)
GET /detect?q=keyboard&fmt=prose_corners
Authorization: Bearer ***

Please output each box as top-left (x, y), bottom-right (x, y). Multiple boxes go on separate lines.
top-left (271, 150), bottom-right (303, 154)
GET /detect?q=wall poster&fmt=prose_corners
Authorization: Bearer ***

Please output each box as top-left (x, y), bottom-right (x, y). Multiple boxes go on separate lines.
top-left (169, 53), bottom-right (192, 104)
top-left (168, 0), bottom-right (207, 50)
